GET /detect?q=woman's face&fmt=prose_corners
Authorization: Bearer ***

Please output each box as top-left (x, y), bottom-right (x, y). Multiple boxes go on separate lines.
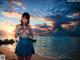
top-left (21, 16), bottom-right (28, 24)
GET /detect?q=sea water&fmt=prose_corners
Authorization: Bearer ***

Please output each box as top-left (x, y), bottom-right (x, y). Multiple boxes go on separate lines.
top-left (33, 35), bottom-right (80, 59)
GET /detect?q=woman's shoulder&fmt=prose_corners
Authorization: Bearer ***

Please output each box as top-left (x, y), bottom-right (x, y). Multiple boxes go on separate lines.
top-left (27, 24), bottom-right (32, 29)
top-left (16, 24), bottom-right (21, 27)
top-left (16, 24), bottom-right (21, 29)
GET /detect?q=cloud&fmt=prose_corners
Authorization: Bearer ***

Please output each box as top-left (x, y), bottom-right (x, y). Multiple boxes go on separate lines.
top-left (0, 21), bottom-right (16, 34)
top-left (33, 28), bottom-right (47, 35)
top-left (44, 1), bottom-right (80, 34)
top-left (1, 12), bottom-right (21, 18)
top-left (0, 30), bottom-right (6, 36)
top-left (0, 0), bottom-right (26, 14)
top-left (30, 16), bottom-right (56, 34)
top-left (36, 23), bottom-right (50, 28)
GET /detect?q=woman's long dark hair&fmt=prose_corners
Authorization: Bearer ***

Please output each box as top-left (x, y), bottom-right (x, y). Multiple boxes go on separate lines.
top-left (20, 12), bottom-right (30, 26)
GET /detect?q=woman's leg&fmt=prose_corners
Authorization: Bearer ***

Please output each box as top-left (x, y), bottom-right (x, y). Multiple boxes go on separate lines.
top-left (25, 56), bottom-right (32, 60)
top-left (18, 56), bottom-right (24, 60)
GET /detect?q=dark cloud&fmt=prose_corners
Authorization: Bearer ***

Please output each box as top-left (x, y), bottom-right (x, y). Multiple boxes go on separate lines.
top-left (36, 23), bottom-right (50, 28)
top-left (46, 0), bottom-right (80, 18)
top-left (46, 0), bottom-right (80, 25)
top-left (33, 28), bottom-right (46, 34)
top-left (45, 0), bottom-right (80, 34)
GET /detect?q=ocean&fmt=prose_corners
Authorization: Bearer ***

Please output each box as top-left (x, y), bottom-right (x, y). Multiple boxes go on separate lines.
top-left (33, 35), bottom-right (80, 59)
top-left (0, 35), bottom-right (80, 59)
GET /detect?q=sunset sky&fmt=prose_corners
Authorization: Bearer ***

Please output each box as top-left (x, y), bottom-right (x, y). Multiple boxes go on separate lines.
top-left (0, 0), bottom-right (80, 37)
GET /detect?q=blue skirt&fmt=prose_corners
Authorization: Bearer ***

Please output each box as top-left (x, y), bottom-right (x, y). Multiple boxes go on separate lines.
top-left (15, 37), bottom-right (35, 56)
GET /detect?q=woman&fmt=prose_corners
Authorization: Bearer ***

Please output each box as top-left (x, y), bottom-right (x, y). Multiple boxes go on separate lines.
top-left (15, 12), bottom-right (35, 60)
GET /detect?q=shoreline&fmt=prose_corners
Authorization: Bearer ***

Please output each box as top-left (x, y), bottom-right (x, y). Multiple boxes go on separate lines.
top-left (0, 46), bottom-right (54, 60)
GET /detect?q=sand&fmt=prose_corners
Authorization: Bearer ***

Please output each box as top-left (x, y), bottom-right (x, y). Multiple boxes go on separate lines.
top-left (0, 46), bottom-right (54, 60)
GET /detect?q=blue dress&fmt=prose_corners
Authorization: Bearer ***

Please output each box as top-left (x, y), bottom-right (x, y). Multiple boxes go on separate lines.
top-left (15, 26), bottom-right (35, 56)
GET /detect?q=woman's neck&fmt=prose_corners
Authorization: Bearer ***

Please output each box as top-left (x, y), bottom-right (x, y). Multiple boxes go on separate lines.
top-left (22, 23), bottom-right (29, 29)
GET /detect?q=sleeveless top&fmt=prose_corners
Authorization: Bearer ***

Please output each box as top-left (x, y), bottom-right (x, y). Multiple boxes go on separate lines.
top-left (17, 25), bottom-right (31, 39)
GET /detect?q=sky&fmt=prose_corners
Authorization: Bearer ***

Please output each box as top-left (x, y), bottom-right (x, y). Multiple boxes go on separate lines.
top-left (0, 0), bottom-right (80, 37)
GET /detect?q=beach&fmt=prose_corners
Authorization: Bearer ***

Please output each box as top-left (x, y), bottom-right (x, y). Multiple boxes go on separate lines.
top-left (0, 46), bottom-right (54, 60)
top-left (0, 36), bottom-right (80, 60)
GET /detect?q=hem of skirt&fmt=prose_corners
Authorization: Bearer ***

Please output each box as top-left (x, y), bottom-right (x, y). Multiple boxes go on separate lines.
top-left (16, 54), bottom-right (32, 56)
top-left (15, 53), bottom-right (33, 56)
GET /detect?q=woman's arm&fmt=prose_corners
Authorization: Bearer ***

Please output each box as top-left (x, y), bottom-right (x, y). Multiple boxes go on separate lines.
top-left (14, 24), bottom-right (19, 39)
top-left (29, 25), bottom-right (34, 39)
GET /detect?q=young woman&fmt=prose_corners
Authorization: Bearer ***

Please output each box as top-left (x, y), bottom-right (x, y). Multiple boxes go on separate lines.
top-left (15, 12), bottom-right (35, 60)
